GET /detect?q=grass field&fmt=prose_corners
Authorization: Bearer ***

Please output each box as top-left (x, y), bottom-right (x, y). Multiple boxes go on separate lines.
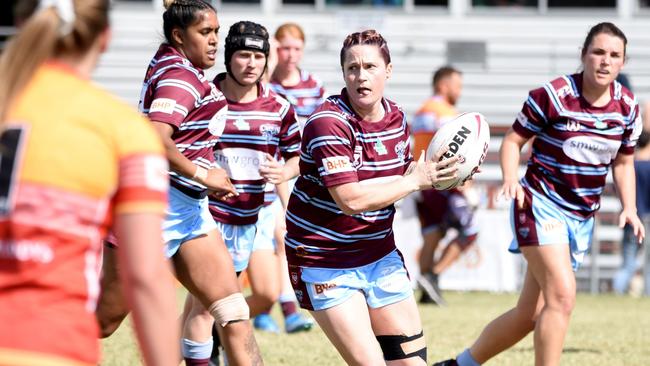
top-left (101, 291), bottom-right (650, 365)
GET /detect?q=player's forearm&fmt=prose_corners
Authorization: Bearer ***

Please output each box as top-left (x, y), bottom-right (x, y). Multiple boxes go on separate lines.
top-left (330, 177), bottom-right (419, 215)
top-left (500, 132), bottom-right (524, 182)
top-left (281, 156), bottom-right (300, 182)
top-left (613, 156), bottom-right (637, 212)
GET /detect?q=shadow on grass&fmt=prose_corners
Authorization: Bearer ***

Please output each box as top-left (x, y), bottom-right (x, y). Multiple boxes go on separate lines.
top-left (512, 347), bottom-right (602, 355)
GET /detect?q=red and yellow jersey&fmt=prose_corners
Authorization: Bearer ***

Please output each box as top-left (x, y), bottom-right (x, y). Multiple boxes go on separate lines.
top-left (0, 63), bottom-right (168, 366)
top-left (410, 95), bottom-right (458, 159)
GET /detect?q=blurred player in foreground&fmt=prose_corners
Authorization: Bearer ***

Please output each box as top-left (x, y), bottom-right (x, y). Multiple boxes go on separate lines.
top-left (434, 22), bottom-right (644, 366)
top-left (0, 1), bottom-right (178, 365)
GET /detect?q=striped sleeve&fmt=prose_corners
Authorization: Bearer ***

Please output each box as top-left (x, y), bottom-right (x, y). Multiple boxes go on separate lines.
top-left (512, 86), bottom-right (551, 138)
top-left (619, 99), bottom-right (642, 155)
top-left (303, 114), bottom-right (357, 187)
top-left (113, 114), bottom-right (169, 214)
top-left (279, 104), bottom-right (302, 159)
top-left (147, 67), bottom-right (203, 129)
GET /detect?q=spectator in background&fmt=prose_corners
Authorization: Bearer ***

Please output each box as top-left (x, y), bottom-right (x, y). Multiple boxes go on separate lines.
top-left (410, 66), bottom-right (480, 306)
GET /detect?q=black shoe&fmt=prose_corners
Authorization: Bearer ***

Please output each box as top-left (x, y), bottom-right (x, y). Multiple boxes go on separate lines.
top-left (432, 359), bottom-right (458, 366)
top-left (417, 272), bottom-right (447, 306)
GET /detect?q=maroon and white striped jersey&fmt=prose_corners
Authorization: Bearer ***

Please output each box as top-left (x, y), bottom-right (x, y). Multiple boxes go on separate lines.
top-left (269, 69), bottom-right (326, 123)
top-left (285, 89), bottom-right (413, 269)
top-left (513, 73), bottom-right (642, 219)
top-left (210, 73), bottom-right (301, 225)
top-left (139, 44), bottom-right (228, 196)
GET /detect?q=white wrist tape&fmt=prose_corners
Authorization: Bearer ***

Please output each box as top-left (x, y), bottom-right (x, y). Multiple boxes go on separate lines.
top-left (192, 166), bottom-right (208, 183)
top-left (208, 293), bottom-right (250, 327)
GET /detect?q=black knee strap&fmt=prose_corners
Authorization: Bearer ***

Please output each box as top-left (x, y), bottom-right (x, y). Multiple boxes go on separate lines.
top-left (376, 330), bottom-right (427, 362)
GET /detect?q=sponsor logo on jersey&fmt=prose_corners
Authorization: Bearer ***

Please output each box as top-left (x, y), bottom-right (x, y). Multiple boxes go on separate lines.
top-left (562, 136), bottom-right (620, 165)
top-left (149, 98), bottom-right (176, 114)
top-left (541, 218), bottom-right (563, 233)
top-left (593, 120), bottom-right (608, 130)
top-left (441, 126), bottom-right (471, 160)
top-left (295, 289), bottom-right (303, 302)
top-left (322, 156), bottom-right (352, 174)
top-left (214, 148), bottom-right (264, 180)
top-left (313, 282), bottom-right (337, 295)
top-left (0, 239), bottom-right (53, 263)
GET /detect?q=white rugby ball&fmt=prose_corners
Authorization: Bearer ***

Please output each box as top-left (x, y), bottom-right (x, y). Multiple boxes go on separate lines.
top-left (426, 112), bottom-right (490, 190)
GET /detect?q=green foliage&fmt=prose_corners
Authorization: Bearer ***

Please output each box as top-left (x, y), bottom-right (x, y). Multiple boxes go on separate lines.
top-left (101, 291), bottom-right (650, 365)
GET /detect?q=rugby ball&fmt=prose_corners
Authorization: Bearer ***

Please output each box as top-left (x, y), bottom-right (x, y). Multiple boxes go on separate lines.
top-left (426, 112), bottom-right (490, 190)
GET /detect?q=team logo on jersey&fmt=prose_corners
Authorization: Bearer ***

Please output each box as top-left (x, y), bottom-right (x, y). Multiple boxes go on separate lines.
top-left (294, 290), bottom-right (303, 302)
top-left (290, 271), bottom-right (299, 285)
top-left (519, 213), bottom-right (527, 224)
top-left (260, 124), bottom-right (281, 142)
top-left (149, 98), bottom-right (176, 114)
top-left (374, 139), bottom-right (388, 155)
top-left (234, 118), bottom-right (250, 131)
top-left (208, 106), bottom-right (228, 136)
top-left (352, 145), bottom-right (363, 168)
top-left (394, 140), bottom-right (408, 162)
top-left (322, 156), bottom-right (352, 174)
top-left (518, 227), bottom-right (530, 238)
top-left (566, 119), bottom-right (581, 132)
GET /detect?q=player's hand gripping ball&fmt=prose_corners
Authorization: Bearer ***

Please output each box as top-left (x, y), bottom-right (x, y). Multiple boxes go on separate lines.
top-left (426, 112), bottom-right (490, 190)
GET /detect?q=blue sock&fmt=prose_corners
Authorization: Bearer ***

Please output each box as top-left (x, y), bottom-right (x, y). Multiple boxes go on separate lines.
top-left (457, 348), bottom-right (480, 366)
top-left (181, 338), bottom-right (214, 360)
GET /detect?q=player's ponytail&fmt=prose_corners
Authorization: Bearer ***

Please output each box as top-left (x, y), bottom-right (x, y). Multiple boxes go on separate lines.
top-left (0, 0), bottom-right (109, 127)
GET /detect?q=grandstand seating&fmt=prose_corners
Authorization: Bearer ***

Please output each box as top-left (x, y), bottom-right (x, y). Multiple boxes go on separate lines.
top-left (97, 3), bottom-right (650, 292)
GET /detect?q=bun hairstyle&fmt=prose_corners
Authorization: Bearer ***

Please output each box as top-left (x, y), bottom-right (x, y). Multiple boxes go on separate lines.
top-left (340, 29), bottom-right (390, 69)
top-left (0, 0), bottom-right (109, 125)
top-left (224, 21), bottom-right (270, 79)
top-left (162, 0), bottom-right (215, 46)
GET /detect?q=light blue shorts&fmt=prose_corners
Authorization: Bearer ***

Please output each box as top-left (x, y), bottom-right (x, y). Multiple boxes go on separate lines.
top-left (163, 187), bottom-right (217, 258)
top-left (290, 250), bottom-right (413, 311)
top-left (216, 222), bottom-right (257, 272)
top-left (509, 187), bottom-right (594, 271)
top-left (253, 199), bottom-right (282, 252)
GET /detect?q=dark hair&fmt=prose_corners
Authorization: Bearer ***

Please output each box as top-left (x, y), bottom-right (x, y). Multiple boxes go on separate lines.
top-left (433, 66), bottom-right (461, 88)
top-left (339, 29), bottom-right (390, 68)
top-left (224, 21), bottom-right (270, 78)
top-left (162, 0), bottom-right (215, 46)
top-left (581, 22), bottom-right (628, 58)
top-left (0, 0), bottom-right (110, 125)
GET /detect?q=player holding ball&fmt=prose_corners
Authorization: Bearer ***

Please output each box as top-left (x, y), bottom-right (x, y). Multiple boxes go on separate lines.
top-left (434, 22), bottom-right (645, 366)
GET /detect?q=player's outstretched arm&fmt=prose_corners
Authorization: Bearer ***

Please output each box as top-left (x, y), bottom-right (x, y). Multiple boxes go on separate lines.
top-left (114, 212), bottom-right (179, 366)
